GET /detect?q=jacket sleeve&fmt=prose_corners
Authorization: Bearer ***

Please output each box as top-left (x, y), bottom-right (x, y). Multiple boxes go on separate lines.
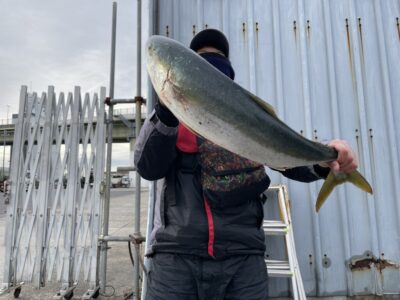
top-left (134, 109), bottom-right (178, 180)
top-left (275, 165), bottom-right (330, 183)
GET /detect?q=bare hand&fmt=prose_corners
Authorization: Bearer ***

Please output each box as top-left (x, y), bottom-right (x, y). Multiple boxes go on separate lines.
top-left (320, 139), bottom-right (358, 173)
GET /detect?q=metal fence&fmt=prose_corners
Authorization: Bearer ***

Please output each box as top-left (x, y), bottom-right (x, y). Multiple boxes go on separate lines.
top-left (1, 86), bottom-right (106, 298)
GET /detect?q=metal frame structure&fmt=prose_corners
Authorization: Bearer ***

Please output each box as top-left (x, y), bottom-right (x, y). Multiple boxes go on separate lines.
top-left (97, 2), bottom-right (145, 299)
top-left (1, 86), bottom-right (107, 299)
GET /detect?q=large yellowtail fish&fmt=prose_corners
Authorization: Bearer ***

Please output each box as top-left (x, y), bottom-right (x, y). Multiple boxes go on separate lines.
top-left (145, 35), bottom-right (373, 212)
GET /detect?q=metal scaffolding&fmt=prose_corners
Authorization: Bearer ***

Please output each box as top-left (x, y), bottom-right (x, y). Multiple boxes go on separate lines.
top-left (98, 2), bottom-right (145, 299)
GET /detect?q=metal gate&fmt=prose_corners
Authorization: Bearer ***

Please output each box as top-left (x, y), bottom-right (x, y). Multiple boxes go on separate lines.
top-left (1, 86), bottom-right (106, 297)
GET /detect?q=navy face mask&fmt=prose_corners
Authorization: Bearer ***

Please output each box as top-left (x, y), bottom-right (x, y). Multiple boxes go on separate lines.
top-left (200, 52), bottom-right (235, 80)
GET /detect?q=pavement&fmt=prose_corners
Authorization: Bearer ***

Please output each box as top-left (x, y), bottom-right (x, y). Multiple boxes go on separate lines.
top-left (2, 189), bottom-right (397, 300)
top-left (0, 187), bottom-right (149, 299)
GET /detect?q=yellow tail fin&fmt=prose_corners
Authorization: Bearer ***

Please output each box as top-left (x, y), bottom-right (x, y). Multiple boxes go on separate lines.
top-left (316, 170), bottom-right (373, 212)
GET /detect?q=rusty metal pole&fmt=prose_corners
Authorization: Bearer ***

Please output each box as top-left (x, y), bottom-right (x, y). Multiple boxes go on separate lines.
top-left (133, 0), bottom-right (143, 298)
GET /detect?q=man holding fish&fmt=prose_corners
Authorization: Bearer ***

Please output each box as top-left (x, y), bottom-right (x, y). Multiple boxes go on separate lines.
top-left (135, 29), bottom-right (370, 300)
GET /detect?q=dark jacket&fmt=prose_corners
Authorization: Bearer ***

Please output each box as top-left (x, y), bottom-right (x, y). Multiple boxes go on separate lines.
top-left (134, 108), bottom-right (329, 259)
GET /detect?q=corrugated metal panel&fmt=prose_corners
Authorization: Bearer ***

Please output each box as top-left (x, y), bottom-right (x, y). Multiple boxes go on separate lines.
top-left (152, 0), bottom-right (400, 296)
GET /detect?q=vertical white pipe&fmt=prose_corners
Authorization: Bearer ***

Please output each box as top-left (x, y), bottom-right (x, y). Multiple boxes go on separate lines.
top-left (100, 1), bottom-right (117, 293)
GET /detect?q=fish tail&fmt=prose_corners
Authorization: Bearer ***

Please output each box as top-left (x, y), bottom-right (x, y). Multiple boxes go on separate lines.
top-left (316, 170), bottom-right (373, 212)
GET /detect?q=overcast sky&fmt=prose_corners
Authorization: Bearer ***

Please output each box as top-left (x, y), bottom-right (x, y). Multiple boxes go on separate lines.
top-left (0, 0), bottom-right (146, 169)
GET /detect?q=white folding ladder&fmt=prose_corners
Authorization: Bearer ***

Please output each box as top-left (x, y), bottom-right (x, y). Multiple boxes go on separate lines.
top-left (263, 185), bottom-right (307, 300)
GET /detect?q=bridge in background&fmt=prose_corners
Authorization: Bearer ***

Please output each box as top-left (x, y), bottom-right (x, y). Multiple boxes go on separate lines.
top-left (0, 108), bottom-right (146, 146)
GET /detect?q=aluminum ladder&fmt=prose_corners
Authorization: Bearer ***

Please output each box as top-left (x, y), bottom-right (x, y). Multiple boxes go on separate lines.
top-left (263, 185), bottom-right (306, 300)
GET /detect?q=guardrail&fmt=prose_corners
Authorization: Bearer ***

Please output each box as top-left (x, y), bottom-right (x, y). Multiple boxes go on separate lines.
top-left (0, 108), bottom-right (146, 126)
top-left (0, 119), bottom-right (13, 125)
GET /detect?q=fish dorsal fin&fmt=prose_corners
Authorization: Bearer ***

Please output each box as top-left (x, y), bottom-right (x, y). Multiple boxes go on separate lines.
top-left (243, 89), bottom-right (278, 119)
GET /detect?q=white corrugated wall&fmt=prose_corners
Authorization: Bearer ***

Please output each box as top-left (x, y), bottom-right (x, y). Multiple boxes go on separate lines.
top-left (148, 0), bottom-right (400, 297)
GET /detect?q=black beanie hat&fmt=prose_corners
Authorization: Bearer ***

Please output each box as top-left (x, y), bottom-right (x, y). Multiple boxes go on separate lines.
top-left (190, 29), bottom-right (229, 58)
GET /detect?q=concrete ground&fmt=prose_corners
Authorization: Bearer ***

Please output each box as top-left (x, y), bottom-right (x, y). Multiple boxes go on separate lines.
top-left (1, 190), bottom-right (397, 300)
top-left (0, 187), bottom-right (149, 299)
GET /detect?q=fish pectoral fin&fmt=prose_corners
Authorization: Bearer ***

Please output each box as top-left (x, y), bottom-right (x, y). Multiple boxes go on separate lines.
top-left (316, 170), bottom-right (373, 212)
top-left (244, 90), bottom-right (278, 118)
top-left (270, 166), bottom-right (288, 172)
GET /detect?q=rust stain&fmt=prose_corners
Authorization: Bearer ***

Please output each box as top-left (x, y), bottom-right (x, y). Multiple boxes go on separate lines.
top-left (192, 25), bottom-right (196, 37)
top-left (242, 22), bottom-right (246, 41)
top-left (293, 20), bottom-right (297, 42)
top-left (397, 17), bottom-right (400, 41)
top-left (349, 254), bottom-right (400, 273)
top-left (306, 20), bottom-right (311, 41)
top-left (350, 258), bottom-right (373, 270)
top-left (345, 18), bottom-right (357, 95)
top-left (358, 18), bottom-right (364, 58)
top-left (166, 25), bottom-right (169, 37)
top-left (345, 19), bottom-right (353, 68)
top-left (355, 129), bottom-right (361, 162)
top-left (255, 22), bottom-right (259, 47)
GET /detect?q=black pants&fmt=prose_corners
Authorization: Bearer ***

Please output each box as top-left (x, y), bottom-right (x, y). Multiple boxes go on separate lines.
top-left (145, 253), bottom-right (268, 300)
